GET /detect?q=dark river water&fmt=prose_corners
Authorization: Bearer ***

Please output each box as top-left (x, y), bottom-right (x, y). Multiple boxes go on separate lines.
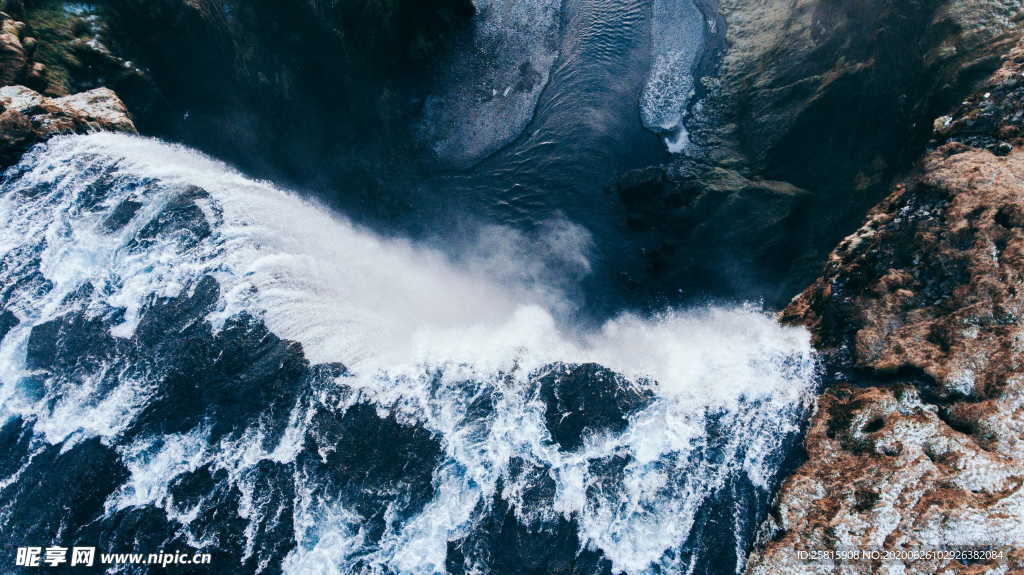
top-left (402, 0), bottom-right (710, 318)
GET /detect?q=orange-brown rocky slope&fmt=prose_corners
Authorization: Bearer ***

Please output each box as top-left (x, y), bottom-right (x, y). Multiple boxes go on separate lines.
top-left (746, 40), bottom-right (1024, 574)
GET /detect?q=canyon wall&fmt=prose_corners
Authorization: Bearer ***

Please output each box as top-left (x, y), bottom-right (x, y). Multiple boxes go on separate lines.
top-left (616, 0), bottom-right (1024, 306)
top-left (748, 37), bottom-right (1024, 574)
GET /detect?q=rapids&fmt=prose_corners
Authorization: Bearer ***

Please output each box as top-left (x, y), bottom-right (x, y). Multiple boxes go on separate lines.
top-left (0, 135), bottom-right (817, 574)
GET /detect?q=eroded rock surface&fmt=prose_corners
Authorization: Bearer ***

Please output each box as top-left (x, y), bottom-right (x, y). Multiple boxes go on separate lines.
top-left (0, 84), bottom-right (135, 167)
top-left (748, 40), bottom-right (1024, 574)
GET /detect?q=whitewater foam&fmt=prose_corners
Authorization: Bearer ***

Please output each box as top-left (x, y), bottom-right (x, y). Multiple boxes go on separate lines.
top-left (640, 0), bottom-right (706, 153)
top-left (0, 134), bottom-right (817, 575)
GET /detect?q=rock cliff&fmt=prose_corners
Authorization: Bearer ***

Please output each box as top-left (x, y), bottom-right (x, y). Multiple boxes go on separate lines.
top-left (0, 6), bottom-right (137, 168)
top-left (747, 39), bottom-right (1024, 574)
top-left (616, 0), bottom-right (1024, 307)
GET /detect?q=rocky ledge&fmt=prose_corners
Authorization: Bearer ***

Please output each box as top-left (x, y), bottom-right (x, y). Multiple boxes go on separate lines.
top-left (0, 84), bottom-right (135, 167)
top-left (747, 40), bottom-right (1024, 574)
top-left (0, 6), bottom-right (138, 169)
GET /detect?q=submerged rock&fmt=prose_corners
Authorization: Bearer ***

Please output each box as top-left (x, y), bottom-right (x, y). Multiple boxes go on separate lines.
top-left (749, 39), bottom-right (1024, 574)
top-left (446, 475), bottom-right (613, 575)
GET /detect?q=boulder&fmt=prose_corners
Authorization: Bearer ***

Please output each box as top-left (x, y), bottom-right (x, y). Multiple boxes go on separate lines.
top-left (534, 363), bottom-right (655, 451)
top-left (0, 84), bottom-right (136, 167)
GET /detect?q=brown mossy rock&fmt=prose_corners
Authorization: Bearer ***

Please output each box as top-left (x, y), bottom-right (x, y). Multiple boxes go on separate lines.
top-left (786, 145), bottom-right (1024, 400)
top-left (0, 13), bottom-right (25, 85)
top-left (747, 385), bottom-right (1024, 574)
top-left (750, 39), bottom-right (1024, 574)
top-left (0, 84), bottom-right (136, 167)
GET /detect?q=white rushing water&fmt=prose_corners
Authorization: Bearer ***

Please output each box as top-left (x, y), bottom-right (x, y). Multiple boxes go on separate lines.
top-left (640, 0), bottom-right (706, 153)
top-left (0, 134), bottom-right (817, 574)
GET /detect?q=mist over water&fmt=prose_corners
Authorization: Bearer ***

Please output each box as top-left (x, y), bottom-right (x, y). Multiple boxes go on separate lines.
top-left (0, 135), bottom-right (817, 574)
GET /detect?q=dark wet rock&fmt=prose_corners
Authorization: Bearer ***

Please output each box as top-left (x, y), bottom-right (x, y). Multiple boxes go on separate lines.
top-left (446, 482), bottom-right (613, 575)
top-left (584, 454), bottom-right (631, 499)
top-left (164, 461), bottom-right (296, 573)
top-left (128, 185), bottom-right (214, 251)
top-left (614, 162), bottom-right (810, 306)
top-left (704, 0), bottom-right (1023, 177)
top-left (101, 197), bottom-right (143, 232)
top-left (683, 471), bottom-right (769, 575)
top-left (132, 279), bottom-right (306, 444)
top-left (0, 244), bottom-right (52, 306)
top-left (84, 506), bottom-right (186, 569)
top-left (300, 401), bottom-right (443, 544)
top-left (534, 363), bottom-right (655, 452)
top-left (503, 457), bottom-right (559, 519)
top-left (0, 416), bottom-right (32, 482)
top-left (624, 0), bottom-right (1024, 308)
top-left (26, 307), bottom-right (123, 373)
top-left (0, 437), bottom-right (130, 551)
top-left (134, 274), bottom-right (220, 347)
top-left (0, 307), bottom-right (18, 341)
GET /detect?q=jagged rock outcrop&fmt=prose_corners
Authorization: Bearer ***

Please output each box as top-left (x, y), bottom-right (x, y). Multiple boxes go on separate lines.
top-left (0, 4), bottom-right (151, 101)
top-left (746, 40), bottom-right (1024, 574)
top-left (0, 84), bottom-right (136, 167)
top-left (0, 4), bottom-right (146, 168)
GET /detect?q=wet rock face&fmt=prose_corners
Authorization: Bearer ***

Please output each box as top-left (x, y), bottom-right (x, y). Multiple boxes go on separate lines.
top-left (300, 401), bottom-right (444, 545)
top-left (0, 84), bottom-right (136, 167)
top-left (616, 0), bottom-right (1023, 309)
top-left (534, 363), bottom-right (655, 451)
top-left (614, 162), bottom-right (810, 306)
top-left (705, 0), bottom-right (1023, 178)
top-left (749, 40), bottom-right (1024, 574)
top-left (447, 480), bottom-right (613, 575)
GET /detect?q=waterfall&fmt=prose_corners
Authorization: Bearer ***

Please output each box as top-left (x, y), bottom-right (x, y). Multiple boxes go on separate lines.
top-left (0, 134), bottom-right (816, 574)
